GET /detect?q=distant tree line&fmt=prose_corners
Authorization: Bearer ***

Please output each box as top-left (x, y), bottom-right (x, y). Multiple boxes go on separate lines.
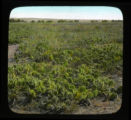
top-left (9, 18), bottom-right (25, 22)
top-left (36, 19), bottom-right (80, 23)
top-left (57, 20), bottom-right (79, 23)
top-left (91, 20), bottom-right (108, 23)
top-left (38, 20), bottom-right (45, 23)
top-left (90, 20), bottom-right (122, 23)
top-left (90, 20), bottom-right (98, 23)
top-left (101, 20), bottom-right (122, 22)
top-left (111, 20), bottom-right (122, 22)
top-left (36, 20), bottom-right (53, 23)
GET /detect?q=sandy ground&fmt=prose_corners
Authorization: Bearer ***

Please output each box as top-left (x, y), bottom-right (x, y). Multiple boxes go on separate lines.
top-left (10, 96), bottom-right (122, 115)
top-left (71, 97), bottom-right (122, 114)
top-left (8, 44), bottom-right (19, 59)
top-left (8, 44), bottom-right (19, 66)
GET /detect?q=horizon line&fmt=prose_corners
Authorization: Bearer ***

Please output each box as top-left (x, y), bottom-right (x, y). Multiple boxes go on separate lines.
top-left (9, 17), bottom-right (123, 20)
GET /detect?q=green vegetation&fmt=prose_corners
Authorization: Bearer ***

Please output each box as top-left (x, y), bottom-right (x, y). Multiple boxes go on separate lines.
top-left (31, 20), bottom-right (35, 23)
top-left (74, 20), bottom-right (79, 23)
top-left (38, 20), bottom-right (45, 23)
top-left (57, 20), bottom-right (79, 23)
top-left (102, 20), bottom-right (108, 22)
top-left (8, 20), bottom-right (123, 113)
top-left (9, 18), bottom-right (25, 22)
top-left (91, 20), bottom-right (98, 23)
top-left (57, 20), bottom-right (67, 23)
top-left (46, 20), bottom-right (53, 23)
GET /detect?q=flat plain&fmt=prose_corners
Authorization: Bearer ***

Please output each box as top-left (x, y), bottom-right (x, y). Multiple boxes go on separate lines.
top-left (8, 19), bottom-right (123, 114)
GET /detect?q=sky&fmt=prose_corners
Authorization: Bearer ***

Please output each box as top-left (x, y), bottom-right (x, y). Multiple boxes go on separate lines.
top-left (10, 6), bottom-right (123, 20)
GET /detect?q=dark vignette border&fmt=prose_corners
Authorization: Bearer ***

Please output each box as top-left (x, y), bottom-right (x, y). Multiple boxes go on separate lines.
top-left (1, 0), bottom-right (130, 119)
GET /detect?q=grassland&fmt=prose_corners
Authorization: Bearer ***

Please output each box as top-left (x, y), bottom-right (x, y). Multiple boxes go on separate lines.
top-left (8, 20), bottom-right (123, 114)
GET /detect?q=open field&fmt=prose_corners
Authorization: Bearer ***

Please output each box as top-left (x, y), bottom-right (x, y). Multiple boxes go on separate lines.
top-left (8, 19), bottom-right (123, 114)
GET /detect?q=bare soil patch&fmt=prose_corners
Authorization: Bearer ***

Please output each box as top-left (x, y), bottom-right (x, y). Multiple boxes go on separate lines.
top-left (8, 44), bottom-right (19, 65)
top-left (70, 96), bottom-right (122, 114)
